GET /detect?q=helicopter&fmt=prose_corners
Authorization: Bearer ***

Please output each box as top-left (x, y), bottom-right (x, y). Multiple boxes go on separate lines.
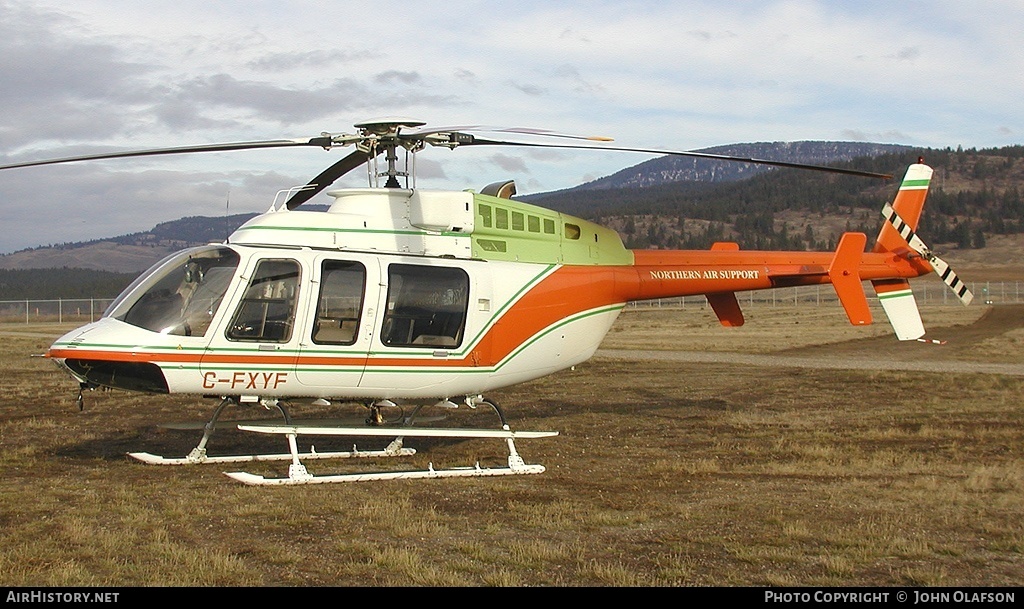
top-left (0, 118), bottom-right (973, 485)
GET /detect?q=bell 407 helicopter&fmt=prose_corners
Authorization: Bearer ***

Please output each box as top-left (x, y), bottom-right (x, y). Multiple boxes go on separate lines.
top-left (0, 119), bottom-right (972, 485)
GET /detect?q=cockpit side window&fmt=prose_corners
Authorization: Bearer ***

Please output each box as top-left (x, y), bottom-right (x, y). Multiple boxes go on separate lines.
top-left (117, 246), bottom-right (240, 336)
top-left (226, 259), bottom-right (301, 342)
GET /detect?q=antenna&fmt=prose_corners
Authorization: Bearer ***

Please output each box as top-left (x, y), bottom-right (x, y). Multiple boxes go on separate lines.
top-left (225, 187), bottom-right (231, 242)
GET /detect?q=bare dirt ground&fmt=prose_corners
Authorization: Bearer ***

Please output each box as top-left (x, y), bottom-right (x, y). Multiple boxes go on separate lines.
top-left (0, 302), bottom-right (1021, 587)
top-left (600, 303), bottom-right (1024, 375)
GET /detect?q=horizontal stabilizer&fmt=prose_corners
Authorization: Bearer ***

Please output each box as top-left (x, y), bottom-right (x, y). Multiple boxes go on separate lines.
top-left (706, 292), bottom-right (744, 327)
top-left (828, 232), bottom-right (871, 326)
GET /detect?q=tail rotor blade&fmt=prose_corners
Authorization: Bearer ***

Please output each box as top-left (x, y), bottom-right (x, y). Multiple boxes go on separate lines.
top-left (929, 254), bottom-right (974, 306)
top-left (881, 204), bottom-right (974, 306)
top-left (881, 203), bottom-right (932, 255)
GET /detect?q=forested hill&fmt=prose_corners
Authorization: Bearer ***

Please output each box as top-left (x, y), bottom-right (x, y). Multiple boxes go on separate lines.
top-left (531, 145), bottom-right (1024, 252)
top-left (0, 268), bottom-right (137, 300)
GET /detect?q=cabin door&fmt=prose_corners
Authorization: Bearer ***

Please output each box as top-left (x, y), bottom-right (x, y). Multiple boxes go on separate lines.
top-left (294, 254), bottom-right (377, 393)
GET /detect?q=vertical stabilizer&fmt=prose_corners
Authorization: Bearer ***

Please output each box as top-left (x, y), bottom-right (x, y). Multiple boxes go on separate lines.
top-left (871, 164), bottom-right (933, 340)
top-left (829, 232), bottom-right (872, 325)
top-left (873, 163), bottom-right (932, 254)
top-left (875, 162), bottom-right (974, 308)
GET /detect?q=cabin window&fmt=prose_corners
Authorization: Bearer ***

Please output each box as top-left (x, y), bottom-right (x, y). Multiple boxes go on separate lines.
top-left (511, 211), bottom-right (525, 231)
top-left (312, 260), bottom-right (366, 345)
top-left (116, 245), bottom-right (240, 337)
top-left (528, 215), bottom-right (541, 233)
top-left (495, 208), bottom-right (509, 230)
top-left (381, 264), bottom-right (469, 348)
top-left (564, 223), bottom-right (582, 240)
top-left (479, 204), bottom-right (492, 228)
top-left (227, 259), bottom-right (300, 342)
top-left (543, 218), bottom-right (556, 234)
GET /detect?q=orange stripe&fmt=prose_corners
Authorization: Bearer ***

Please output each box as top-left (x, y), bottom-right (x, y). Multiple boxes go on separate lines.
top-left (49, 266), bottom-right (633, 370)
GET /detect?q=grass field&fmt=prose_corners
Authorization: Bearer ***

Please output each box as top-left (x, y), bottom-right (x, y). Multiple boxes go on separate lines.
top-left (0, 303), bottom-right (1021, 587)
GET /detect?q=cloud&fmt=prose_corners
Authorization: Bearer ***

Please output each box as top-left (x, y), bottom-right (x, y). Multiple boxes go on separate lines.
top-left (453, 68), bottom-right (479, 85)
top-left (489, 153), bottom-right (530, 173)
top-left (171, 74), bottom-right (371, 123)
top-left (505, 81), bottom-right (546, 97)
top-left (374, 71), bottom-right (423, 86)
top-left (248, 49), bottom-right (378, 73)
top-left (2, 0), bottom-right (1023, 254)
top-left (0, 3), bottom-right (157, 147)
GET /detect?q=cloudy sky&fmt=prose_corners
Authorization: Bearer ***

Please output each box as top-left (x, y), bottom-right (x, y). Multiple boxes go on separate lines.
top-left (0, 0), bottom-right (1021, 254)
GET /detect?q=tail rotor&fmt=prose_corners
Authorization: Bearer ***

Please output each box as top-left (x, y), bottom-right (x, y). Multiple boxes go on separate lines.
top-left (881, 202), bottom-right (974, 306)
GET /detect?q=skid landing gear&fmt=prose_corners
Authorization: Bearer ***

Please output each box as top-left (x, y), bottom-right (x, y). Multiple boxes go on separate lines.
top-left (223, 396), bottom-right (558, 486)
top-left (127, 397), bottom-right (416, 466)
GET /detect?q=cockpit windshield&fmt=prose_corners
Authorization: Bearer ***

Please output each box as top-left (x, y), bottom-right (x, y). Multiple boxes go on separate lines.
top-left (107, 246), bottom-right (241, 336)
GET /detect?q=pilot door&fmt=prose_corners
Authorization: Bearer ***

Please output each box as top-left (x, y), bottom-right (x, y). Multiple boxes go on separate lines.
top-left (200, 256), bottom-right (306, 397)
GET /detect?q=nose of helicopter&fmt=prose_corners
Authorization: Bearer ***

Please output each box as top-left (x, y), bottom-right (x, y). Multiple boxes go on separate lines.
top-left (47, 319), bottom-right (170, 394)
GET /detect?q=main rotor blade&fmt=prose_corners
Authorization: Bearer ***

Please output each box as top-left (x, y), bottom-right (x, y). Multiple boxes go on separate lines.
top-left (463, 138), bottom-right (893, 179)
top-left (405, 125), bottom-right (613, 142)
top-left (283, 149), bottom-right (373, 210)
top-left (0, 136), bottom-right (335, 171)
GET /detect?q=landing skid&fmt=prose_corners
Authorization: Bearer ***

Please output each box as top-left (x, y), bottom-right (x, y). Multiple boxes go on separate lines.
top-left (128, 397), bottom-right (414, 466)
top-left (127, 396), bottom-right (556, 484)
top-left (224, 398), bottom-right (557, 485)
top-left (129, 440), bottom-right (414, 466)
top-left (225, 462), bottom-right (546, 486)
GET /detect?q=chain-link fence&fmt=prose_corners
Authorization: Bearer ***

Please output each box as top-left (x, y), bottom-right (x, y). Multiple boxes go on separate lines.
top-left (0, 281), bottom-right (1018, 324)
top-left (0, 298), bottom-right (116, 324)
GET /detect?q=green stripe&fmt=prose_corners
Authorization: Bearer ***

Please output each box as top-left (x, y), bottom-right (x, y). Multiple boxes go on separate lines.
top-left (494, 304), bottom-right (624, 369)
top-left (362, 304), bottom-right (625, 374)
top-left (238, 225), bottom-right (462, 238)
top-left (877, 289), bottom-right (913, 301)
top-left (52, 342), bottom-right (207, 351)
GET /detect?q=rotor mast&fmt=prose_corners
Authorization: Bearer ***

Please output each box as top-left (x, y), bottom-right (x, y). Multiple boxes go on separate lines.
top-left (352, 118), bottom-right (427, 188)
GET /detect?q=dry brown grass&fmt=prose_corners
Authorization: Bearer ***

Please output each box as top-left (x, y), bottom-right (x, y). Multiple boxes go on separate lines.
top-left (0, 302), bottom-right (1022, 587)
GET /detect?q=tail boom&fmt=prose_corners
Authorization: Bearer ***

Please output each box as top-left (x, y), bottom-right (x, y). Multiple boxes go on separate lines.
top-left (627, 247), bottom-right (924, 302)
top-left (621, 162), bottom-right (947, 339)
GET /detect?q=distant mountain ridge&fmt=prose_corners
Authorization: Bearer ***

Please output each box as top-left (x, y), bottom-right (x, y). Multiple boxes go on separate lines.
top-left (0, 206), bottom-right (326, 274)
top-left (560, 141), bottom-right (911, 191)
